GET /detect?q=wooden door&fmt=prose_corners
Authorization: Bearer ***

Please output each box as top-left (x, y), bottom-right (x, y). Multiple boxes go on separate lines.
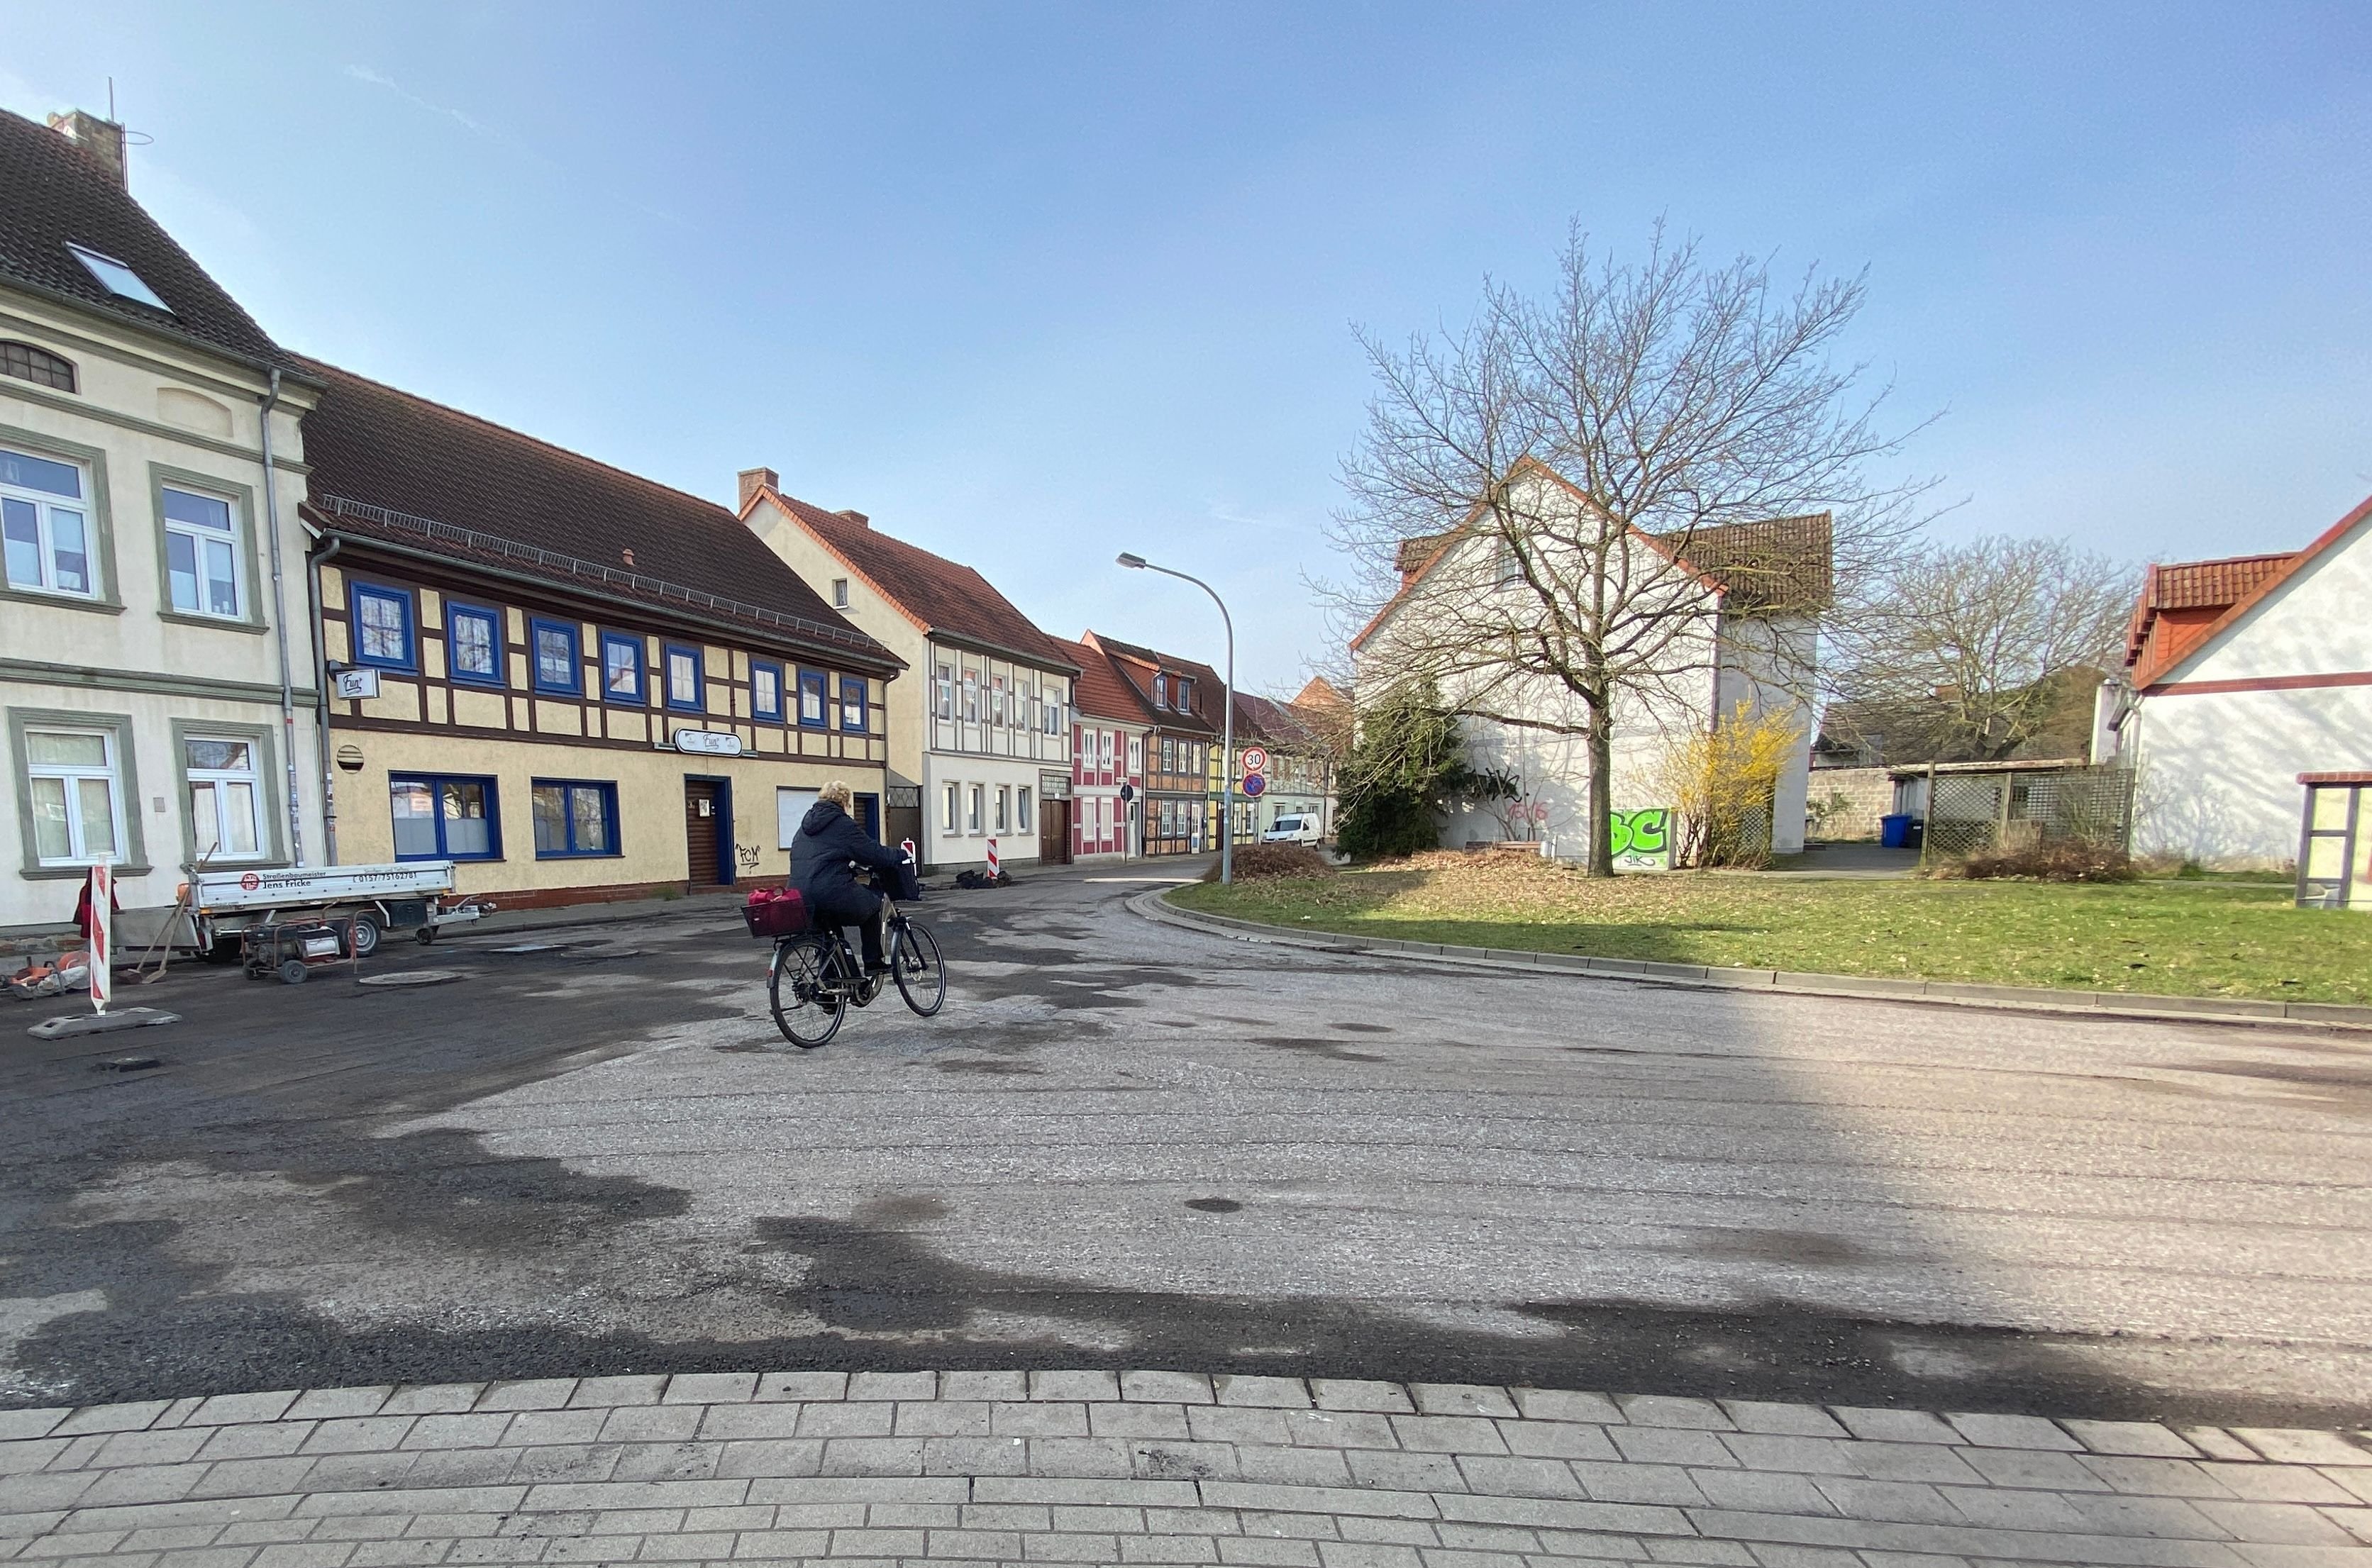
top-left (1040, 799), bottom-right (1071, 865)
top-left (685, 781), bottom-right (723, 886)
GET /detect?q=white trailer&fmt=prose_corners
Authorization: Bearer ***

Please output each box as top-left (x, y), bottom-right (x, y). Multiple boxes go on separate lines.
top-left (189, 862), bottom-right (494, 957)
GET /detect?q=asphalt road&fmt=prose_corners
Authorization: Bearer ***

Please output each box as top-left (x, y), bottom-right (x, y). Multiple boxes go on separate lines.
top-left (2, 867), bottom-right (2366, 1425)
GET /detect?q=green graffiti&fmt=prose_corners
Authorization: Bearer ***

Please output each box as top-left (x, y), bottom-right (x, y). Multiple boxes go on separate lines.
top-left (1610, 808), bottom-right (1671, 865)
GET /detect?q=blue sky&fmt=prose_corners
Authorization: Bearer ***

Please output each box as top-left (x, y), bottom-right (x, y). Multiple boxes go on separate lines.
top-left (6, 4), bottom-right (2368, 690)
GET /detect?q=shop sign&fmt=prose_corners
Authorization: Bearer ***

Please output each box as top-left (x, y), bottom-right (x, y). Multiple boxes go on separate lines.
top-left (668, 728), bottom-right (746, 757)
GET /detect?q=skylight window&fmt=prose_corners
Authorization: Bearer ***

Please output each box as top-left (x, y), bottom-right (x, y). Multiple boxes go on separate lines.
top-left (66, 244), bottom-right (170, 312)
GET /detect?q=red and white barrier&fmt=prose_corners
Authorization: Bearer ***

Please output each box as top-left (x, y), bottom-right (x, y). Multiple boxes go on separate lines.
top-left (87, 864), bottom-right (111, 1016)
top-left (985, 838), bottom-right (1001, 879)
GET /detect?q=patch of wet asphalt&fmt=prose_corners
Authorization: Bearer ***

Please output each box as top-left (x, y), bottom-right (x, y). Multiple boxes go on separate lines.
top-left (0, 874), bottom-right (2366, 1425)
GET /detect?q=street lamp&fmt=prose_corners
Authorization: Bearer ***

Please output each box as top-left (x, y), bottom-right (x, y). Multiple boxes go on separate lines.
top-left (1116, 552), bottom-right (1236, 885)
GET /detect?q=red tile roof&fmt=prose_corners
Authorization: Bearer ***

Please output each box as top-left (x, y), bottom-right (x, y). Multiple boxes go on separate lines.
top-left (0, 108), bottom-right (287, 367)
top-left (1083, 633), bottom-right (1224, 737)
top-left (750, 486), bottom-right (1077, 672)
top-left (2124, 491), bottom-right (2372, 690)
top-left (1050, 637), bottom-right (1153, 725)
top-left (294, 357), bottom-right (897, 670)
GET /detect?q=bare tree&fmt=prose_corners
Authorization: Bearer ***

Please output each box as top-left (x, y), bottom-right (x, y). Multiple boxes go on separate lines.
top-left (1824, 535), bottom-right (2138, 762)
top-left (1328, 223), bottom-right (1928, 874)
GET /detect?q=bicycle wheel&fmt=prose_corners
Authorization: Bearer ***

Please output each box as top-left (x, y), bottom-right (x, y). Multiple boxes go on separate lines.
top-left (768, 938), bottom-right (844, 1048)
top-left (891, 918), bottom-right (946, 1017)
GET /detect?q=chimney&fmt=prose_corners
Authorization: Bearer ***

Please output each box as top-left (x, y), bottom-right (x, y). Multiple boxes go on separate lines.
top-left (836, 509), bottom-right (869, 529)
top-left (48, 110), bottom-right (128, 187)
top-left (736, 467), bottom-right (777, 513)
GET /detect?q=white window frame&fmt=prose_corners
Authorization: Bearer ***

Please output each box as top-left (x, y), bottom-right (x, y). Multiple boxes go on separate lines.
top-left (184, 733), bottom-right (266, 863)
top-left (942, 779), bottom-right (960, 836)
top-left (1, 446), bottom-right (97, 599)
top-left (160, 482), bottom-right (245, 620)
top-left (831, 577), bottom-right (850, 608)
top-left (1018, 787), bottom-right (1032, 833)
top-left (994, 786), bottom-right (1010, 833)
top-left (963, 671), bottom-right (980, 723)
top-left (1128, 735), bottom-right (1143, 777)
top-left (968, 784), bottom-right (984, 835)
top-left (936, 664), bottom-right (955, 721)
top-left (26, 725), bottom-right (126, 867)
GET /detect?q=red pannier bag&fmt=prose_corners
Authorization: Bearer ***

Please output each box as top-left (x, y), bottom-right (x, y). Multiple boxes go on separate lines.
top-left (742, 886), bottom-right (809, 939)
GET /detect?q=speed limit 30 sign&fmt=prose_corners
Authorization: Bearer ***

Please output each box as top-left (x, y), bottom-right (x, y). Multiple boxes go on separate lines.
top-left (1238, 746), bottom-right (1269, 776)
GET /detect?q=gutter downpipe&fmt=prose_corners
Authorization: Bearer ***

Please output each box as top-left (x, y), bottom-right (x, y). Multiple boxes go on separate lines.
top-left (257, 369), bottom-right (305, 866)
top-left (309, 535), bottom-right (342, 864)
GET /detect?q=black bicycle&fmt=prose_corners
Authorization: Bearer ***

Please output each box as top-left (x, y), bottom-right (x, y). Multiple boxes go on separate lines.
top-left (766, 890), bottom-right (943, 1048)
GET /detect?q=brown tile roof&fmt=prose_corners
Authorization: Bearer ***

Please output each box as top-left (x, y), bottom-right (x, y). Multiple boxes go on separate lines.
top-left (1084, 633), bottom-right (1224, 737)
top-left (1051, 637), bottom-right (1153, 725)
top-left (1350, 460), bottom-right (1835, 650)
top-left (1233, 691), bottom-right (1330, 753)
top-left (1656, 513), bottom-right (1834, 615)
top-left (0, 108), bottom-right (287, 367)
top-left (294, 357), bottom-right (897, 670)
top-left (754, 486), bottom-right (1077, 672)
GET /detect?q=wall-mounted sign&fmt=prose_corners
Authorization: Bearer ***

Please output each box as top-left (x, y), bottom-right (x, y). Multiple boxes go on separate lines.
top-left (668, 728), bottom-right (746, 757)
top-left (1611, 807), bottom-right (1673, 872)
top-left (333, 667), bottom-right (380, 701)
top-left (1038, 771), bottom-right (1073, 799)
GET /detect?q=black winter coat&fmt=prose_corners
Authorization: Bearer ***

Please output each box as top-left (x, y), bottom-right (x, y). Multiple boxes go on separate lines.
top-left (787, 800), bottom-right (910, 905)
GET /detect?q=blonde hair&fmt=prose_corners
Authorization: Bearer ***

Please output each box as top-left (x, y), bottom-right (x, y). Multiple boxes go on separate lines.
top-left (819, 780), bottom-right (854, 811)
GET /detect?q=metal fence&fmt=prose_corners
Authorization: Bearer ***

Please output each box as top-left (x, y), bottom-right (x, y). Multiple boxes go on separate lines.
top-left (1924, 765), bottom-right (2135, 860)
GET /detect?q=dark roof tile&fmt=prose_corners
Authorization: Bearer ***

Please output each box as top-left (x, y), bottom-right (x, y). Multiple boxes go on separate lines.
top-left (0, 108), bottom-right (284, 365)
top-left (294, 357), bottom-right (895, 669)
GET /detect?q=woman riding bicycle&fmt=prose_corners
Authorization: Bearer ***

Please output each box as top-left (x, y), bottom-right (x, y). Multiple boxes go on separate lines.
top-left (787, 781), bottom-right (914, 977)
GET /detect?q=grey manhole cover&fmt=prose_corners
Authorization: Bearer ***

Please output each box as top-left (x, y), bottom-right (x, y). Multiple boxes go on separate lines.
top-left (357, 969), bottom-right (467, 987)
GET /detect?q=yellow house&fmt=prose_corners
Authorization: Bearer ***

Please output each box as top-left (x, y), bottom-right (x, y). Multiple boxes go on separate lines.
top-left (296, 360), bottom-right (902, 910)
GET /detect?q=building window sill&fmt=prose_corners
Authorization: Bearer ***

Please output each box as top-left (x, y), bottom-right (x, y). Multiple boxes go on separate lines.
top-left (157, 609), bottom-right (267, 635)
top-left (23, 862), bottom-right (153, 880)
top-left (1, 585), bottom-right (125, 615)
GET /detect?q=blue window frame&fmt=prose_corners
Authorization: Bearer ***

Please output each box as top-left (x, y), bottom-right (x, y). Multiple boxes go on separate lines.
top-left (388, 774), bottom-right (501, 862)
top-left (600, 631), bottom-right (643, 704)
top-left (797, 667), bottom-right (829, 728)
top-left (529, 617), bottom-right (582, 695)
top-left (531, 779), bottom-right (620, 858)
top-left (350, 582), bottom-right (416, 671)
top-left (750, 660), bottom-right (783, 722)
top-left (664, 643), bottom-right (704, 712)
top-left (839, 676), bottom-right (868, 733)
top-left (446, 602), bottom-right (504, 686)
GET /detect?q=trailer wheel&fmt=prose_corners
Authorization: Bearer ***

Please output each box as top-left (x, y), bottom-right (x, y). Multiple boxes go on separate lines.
top-left (415, 925), bottom-right (437, 946)
top-left (348, 912), bottom-right (382, 959)
top-left (278, 960), bottom-right (309, 985)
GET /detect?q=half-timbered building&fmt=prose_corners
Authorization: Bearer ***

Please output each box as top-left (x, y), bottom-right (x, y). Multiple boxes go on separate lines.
top-left (299, 362), bottom-right (899, 908)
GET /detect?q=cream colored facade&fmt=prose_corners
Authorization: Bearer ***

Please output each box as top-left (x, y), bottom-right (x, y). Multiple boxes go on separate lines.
top-left (741, 495), bottom-right (1073, 871)
top-left (316, 557), bottom-right (891, 904)
top-left (2, 288), bottom-right (324, 935)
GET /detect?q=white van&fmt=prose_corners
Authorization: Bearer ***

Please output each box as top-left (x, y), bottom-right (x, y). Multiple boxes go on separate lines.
top-left (1261, 814), bottom-right (1322, 845)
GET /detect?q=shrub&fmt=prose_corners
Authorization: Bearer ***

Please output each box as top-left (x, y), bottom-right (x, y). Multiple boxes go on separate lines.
top-left (1938, 838), bottom-right (2138, 883)
top-left (1202, 843), bottom-right (1334, 882)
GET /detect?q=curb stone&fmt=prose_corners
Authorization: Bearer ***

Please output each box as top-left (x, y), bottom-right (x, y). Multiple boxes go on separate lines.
top-left (1134, 888), bottom-right (2372, 1036)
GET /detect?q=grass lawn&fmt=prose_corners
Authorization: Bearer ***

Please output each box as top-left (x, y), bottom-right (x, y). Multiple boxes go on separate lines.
top-left (1170, 855), bottom-right (2372, 1004)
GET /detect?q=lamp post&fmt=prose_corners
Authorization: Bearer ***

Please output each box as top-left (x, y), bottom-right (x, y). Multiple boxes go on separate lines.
top-left (1116, 552), bottom-right (1235, 885)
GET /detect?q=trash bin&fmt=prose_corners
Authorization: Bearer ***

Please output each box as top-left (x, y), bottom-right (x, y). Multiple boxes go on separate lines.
top-left (1880, 813), bottom-right (1913, 849)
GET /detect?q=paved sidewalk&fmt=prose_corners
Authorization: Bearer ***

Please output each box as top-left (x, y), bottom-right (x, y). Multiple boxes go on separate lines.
top-left (2, 1373), bottom-right (2366, 1567)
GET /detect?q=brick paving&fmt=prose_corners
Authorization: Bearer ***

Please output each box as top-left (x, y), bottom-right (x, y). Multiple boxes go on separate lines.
top-left (0, 1373), bottom-right (2366, 1566)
